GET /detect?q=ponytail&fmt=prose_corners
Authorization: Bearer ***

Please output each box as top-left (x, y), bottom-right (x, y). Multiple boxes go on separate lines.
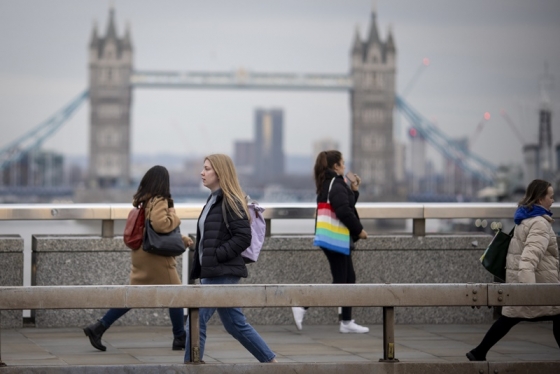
top-left (313, 150), bottom-right (342, 194)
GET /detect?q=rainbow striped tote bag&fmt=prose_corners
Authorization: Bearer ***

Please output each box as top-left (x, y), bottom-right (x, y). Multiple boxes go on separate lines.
top-left (313, 178), bottom-right (351, 255)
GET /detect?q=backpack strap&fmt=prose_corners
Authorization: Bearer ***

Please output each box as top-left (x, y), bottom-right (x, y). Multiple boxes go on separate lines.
top-left (222, 200), bottom-right (232, 235)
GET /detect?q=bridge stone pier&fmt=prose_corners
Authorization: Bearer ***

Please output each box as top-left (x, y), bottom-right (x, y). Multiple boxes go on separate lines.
top-left (0, 236), bottom-right (22, 329)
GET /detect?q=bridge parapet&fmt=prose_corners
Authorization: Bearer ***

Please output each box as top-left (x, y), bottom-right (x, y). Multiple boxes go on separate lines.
top-left (0, 202), bottom-right (537, 237)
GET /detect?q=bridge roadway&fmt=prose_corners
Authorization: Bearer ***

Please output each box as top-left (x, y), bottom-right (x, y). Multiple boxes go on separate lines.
top-left (1, 322), bottom-right (559, 373)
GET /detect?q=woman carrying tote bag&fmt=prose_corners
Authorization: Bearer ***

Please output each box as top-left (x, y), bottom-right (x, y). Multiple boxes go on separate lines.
top-left (467, 179), bottom-right (560, 361)
top-left (292, 150), bottom-right (369, 333)
top-left (83, 165), bottom-right (193, 352)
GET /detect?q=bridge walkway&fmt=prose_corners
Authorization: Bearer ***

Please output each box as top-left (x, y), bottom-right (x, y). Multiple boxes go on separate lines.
top-left (2, 322), bottom-right (558, 366)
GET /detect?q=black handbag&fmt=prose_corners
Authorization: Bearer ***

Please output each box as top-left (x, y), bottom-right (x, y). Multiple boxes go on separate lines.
top-left (142, 199), bottom-right (185, 257)
top-left (142, 219), bottom-right (186, 257)
top-left (480, 228), bottom-right (514, 282)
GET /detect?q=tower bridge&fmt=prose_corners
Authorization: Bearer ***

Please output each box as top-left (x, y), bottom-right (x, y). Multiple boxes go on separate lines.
top-left (88, 7), bottom-right (397, 197)
top-left (0, 6), bottom-right (496, 199)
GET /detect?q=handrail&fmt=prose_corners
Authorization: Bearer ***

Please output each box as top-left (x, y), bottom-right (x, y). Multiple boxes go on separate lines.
top-left (2, 283), bottom-right (560, 364)
top-left (2, 202), bottom-right (552, 220)
top-left (1, 202), bottom-right (550, 237)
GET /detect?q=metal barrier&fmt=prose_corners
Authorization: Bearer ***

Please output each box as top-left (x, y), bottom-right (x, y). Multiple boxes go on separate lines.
top-left (1, 283), bottom-right (560, 365)
top-left (0, 202), bottom-right (549, 236)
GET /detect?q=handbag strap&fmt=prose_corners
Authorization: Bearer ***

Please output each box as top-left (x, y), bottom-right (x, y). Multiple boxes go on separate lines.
top-left (326, 177), bottom-right (336, 204)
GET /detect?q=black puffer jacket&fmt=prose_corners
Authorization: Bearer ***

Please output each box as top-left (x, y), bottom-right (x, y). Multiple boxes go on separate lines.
top-left (317, 169), bottom-right (363, 242)
top-left (190, 190), bottom-right (250, 280)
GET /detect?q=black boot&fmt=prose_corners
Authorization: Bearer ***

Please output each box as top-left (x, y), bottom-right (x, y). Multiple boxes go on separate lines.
top-left (83, 320), bottom-right (108, 351)
top-left (466, 349), bottom-right (486, 361)
top-left (172, 331), bottom-right (186, 351)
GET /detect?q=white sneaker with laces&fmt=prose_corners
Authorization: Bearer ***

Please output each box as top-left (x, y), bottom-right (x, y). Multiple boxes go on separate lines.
top-left (340, 320), bottom-right (369, 334)
top-left (291, 307), bottom-right (306, 331)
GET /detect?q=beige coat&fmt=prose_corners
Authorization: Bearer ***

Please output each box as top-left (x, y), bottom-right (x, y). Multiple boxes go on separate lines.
top-left (502, 214), bottom-right (560, 319)
top-left (129, 196), bottom-right (188, 285)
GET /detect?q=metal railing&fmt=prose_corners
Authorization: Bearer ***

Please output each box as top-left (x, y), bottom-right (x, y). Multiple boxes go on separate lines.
top-left (0, 202), bottom-right (549, 237)
top-left (1, 283), bottom-right (560, 365)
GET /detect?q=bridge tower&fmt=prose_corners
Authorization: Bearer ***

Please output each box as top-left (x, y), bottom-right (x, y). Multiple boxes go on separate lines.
top-left (88, 7), bottom-right (133, 188)
top-left (350, 10), bottom-right (396, 200)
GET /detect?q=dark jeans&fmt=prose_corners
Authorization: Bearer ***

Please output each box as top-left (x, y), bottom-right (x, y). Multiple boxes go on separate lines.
top-left (100, 307), bottom-right (185, 338)
top-left (472, 314), bottom-right (560, 359)
top-left (321, 248), bottom-right (356, 321)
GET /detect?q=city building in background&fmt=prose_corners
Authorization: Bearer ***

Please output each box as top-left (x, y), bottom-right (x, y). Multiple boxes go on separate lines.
top-left (88, 7), bottom-right (133, 188)
top-left (350, 11), bottom-right (397, 200)
top-left (538, 103), bottom-right (553, 181)
top-left (312, 138), bottom-right (340, 157)
top-left (2, 5), bottom-right (553, 205)
top-left (234, 140), bottom-right (256, 177)
top-left (254, 108), bottom-right (285, 185)
top-left (1, 151), bottom-right (64, 187)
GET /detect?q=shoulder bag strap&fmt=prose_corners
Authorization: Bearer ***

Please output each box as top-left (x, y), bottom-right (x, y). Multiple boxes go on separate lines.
top-left (326, 177), bottom-right (336, 204)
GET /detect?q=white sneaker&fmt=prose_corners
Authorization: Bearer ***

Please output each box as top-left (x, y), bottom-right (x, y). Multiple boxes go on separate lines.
top-left (291, 307), bottom-right (306, 330)
top-left (340, 320), bottom-right (369, 334)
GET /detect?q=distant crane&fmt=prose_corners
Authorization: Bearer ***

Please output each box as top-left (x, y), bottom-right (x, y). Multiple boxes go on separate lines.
top-left (401, 58), bottom-right (430, 98)
top-left (469, 112), bottom-right (491, 147)
top-left (500, 109), bottom-right (526, 145)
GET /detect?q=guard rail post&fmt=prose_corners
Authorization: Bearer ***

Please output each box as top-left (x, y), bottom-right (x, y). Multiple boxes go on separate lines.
top-left (101, 219), bottom-right (114, 238)
top-left (380, 306), bottom-right (399, 362)
top-left (0, 312), bottom-right (5, 367)
top-left (412, 218), bottom-right (426, 237)
top-left (188, 307), bottom-right (201, 364)
top-left (265, 219), bottom-right (271, 237)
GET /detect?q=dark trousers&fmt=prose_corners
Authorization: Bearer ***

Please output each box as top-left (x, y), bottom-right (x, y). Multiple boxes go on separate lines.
top-left (101, 307), bottom-right (185, 338)
top-left (321, 248), bottom-right (356, 321)
top-left (473, 314), bottom-right (560, 358)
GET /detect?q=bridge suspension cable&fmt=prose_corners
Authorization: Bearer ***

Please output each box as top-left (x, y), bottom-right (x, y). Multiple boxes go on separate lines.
top-left (0, 90), bottom-right (89, 171)
top-left (395, 95), bottom-right (497, 183)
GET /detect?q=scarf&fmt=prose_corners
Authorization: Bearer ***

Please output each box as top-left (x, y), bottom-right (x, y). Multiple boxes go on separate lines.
top-left (514, 205), bottom-right (552, 225)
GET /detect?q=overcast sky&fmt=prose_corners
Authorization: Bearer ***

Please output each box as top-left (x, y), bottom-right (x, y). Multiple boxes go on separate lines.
top-left (1, 0), bottom-right (559, 171)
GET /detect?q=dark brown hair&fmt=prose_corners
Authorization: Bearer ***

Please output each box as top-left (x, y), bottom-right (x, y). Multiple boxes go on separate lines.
top-left (518, 179), bottom-right (552, 210)
top-left (132, 165), bottom-right (171, 207)
top-left (313, 150), bottom-right (342, 194)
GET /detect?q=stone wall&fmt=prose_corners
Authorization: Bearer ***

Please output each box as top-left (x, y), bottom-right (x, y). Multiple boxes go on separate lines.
top-left (0, 235), bottom-right (23, 328)
top-left (31, 234), bottom-right (495, 327)
top-left (236, 235), bottom-right (496, 325)
top-left (32, 235), bottom-right (182, 328)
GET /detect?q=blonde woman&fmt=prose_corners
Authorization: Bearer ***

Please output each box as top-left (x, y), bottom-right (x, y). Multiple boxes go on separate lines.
top-left (184, 154), bottom-right (277, 364)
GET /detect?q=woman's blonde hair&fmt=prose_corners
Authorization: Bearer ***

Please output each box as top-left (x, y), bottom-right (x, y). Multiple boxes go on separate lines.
top-left (205, 154), bottom-right (249, 219)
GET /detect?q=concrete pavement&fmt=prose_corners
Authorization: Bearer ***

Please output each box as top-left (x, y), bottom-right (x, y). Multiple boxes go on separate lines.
top-left (2, 322), bottom-right (559, 367)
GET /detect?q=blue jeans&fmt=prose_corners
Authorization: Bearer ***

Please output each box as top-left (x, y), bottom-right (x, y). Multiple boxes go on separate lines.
top-left (183, 275), bottom-right (276, 363)
top-left (101, 307), bottom-right (185, 338)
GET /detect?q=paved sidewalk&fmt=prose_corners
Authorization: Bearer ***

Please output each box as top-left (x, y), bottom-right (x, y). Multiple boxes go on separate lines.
top-left (1, 323), bottom-right (559, 366)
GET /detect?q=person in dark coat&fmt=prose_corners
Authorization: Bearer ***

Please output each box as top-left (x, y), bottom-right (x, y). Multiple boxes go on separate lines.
top-left (184, 154), bottom-right (277, 364)
top-left (292, 150), bottom-right (369, 333)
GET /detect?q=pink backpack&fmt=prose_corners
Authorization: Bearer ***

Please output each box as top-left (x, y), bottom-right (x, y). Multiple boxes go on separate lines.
top-left (222, 197), bottom-right (266, 263)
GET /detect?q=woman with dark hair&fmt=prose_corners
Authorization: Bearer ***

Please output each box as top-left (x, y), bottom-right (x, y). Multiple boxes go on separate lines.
top-left (184, 154), bottom-right (277, 364)
top-left (292, 150), bottom-right (369, 333)
top-left (467, 179), bottom-right (560, 361)
top-left (83, 165), bottom-right (193, 352)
